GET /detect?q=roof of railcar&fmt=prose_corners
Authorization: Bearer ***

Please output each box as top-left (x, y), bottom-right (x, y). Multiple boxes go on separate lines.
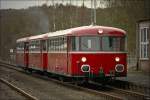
top-left (28, 33), bottom-right (48, 40)
top-left (47, 25), bottom-right (126, 37)
top-left (16, 33), bottom-right (48, 42)
top-left (16, 37), bottom-right (29, 43)
top-left (17, 25), bottom-right (126, 42)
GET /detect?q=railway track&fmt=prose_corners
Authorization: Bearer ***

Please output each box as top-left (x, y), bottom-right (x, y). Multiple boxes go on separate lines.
top-left (0, 78), bottom-right (38, 100)
top-left (79, 81), bottom-right (150, 100)
top-left (0, 61), bottom-right (150, 100)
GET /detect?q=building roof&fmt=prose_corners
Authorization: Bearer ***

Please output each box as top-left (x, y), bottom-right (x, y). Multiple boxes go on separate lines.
top-left (137, 19), bottom-right (150, 23)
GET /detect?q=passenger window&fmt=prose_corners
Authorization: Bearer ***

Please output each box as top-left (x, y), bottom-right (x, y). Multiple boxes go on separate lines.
top-left (42, 40), bottom-right (47, 51)
top-left (71, 36), bottom-right (79, 51)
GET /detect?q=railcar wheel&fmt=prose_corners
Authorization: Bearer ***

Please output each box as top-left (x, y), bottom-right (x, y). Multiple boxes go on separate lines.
top-left (27, 68), bottom-right (33, 74)
top-left (59, 77), bottom-right (65, 82)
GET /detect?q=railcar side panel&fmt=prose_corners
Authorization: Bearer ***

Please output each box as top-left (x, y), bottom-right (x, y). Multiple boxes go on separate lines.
top-left (16, 53), bottom-right (24, 67)
top-left (24, 52), bottom-right (29, 67)
top-left (42, 53), bottom-right (48, 71)
top-left (47, 53), bottom-right (68, 75)
top-left (28, 53), bottom-right (43, 70)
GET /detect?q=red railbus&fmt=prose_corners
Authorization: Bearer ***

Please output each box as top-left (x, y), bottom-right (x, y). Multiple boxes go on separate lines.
top-left (16, 37), bottom-right (29, 68)
top-left (16, 25), bottom-right (127, 82)
top-left (28, 34), bottom-right (48, 71)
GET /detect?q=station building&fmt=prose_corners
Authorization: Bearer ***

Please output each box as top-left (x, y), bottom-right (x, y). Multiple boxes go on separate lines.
top-left (136, 19), bottom-right (150, 72)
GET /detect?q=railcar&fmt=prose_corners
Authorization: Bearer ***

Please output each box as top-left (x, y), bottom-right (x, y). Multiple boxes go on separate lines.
top-left (16, 25), bottom-right (127, 82)
top-left (16, 37), bottom-right (29, 68)
top-left (28, 34), bottom-right (48, 71)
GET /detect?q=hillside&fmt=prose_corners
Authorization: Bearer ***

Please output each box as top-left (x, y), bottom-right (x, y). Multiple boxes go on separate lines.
top-left (0, 0), bottom-right (149, 60)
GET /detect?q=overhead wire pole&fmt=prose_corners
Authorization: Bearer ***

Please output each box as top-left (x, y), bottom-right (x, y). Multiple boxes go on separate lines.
top-left (61, 0), bottom-right (64, 29)
top-left (69, 0), bottom-right (72, 27)
top-left (91, 0), bottom-right (93, 25)
top-left (38, 0), bottom-right (40, 7)
top-left (52, 0), bottom-right (56, 31)
top-left (91, 0), bottom-right (96, 25)
top-left (75, 0), bottom-right (78, 26)
top-left (93, 0), bottom-right (96, 25)
top-left (45, 0), bottom-right (48, 6)
top-left (82, 0), bottom-right (85, 7)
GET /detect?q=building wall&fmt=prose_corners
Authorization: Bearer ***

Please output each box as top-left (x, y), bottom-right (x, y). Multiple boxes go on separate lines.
top-left (137, 20), bottom-right (150, 72)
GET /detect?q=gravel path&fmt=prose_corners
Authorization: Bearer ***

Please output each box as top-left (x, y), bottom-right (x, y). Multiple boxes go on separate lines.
top-left (0, 81), bottom-right (27, 100)
top-left (117, 71), bottom-right (150, 88)
top-left (0, 66), bottom-right (104, 100)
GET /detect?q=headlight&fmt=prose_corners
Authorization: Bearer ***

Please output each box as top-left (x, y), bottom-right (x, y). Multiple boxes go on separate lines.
top-left (115, 57), bottom-right (120, 62)
top-left (81, 57), bottom-right (87, 62)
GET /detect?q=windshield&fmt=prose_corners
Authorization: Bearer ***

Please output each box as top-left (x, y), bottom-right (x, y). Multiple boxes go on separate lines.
top-left (71, 36), bottom-right (126, 52)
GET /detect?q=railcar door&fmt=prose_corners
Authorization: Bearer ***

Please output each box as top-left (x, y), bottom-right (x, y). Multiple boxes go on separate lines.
top-left (24, 42), bottom-right (29, 68)
top-left (41, 40), bottom-right (48, 71)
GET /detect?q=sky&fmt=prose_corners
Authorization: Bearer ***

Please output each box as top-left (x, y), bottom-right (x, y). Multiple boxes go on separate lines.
top-left (0, 0), bottom-right (106, 9)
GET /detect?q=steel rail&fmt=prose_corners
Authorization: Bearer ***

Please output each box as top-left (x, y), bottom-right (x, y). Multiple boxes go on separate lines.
top-left (0, 78), bottom-right (38, 100)
top-left (106, 85), bottom-right (150, 100)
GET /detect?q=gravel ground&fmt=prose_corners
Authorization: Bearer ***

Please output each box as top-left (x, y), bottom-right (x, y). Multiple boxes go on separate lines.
top-left (0, 82), bottom-right (27, 100)
top-left (117, 71), bottom-right (150, 88)
top-left (0, 65), bottom-right (104, 100)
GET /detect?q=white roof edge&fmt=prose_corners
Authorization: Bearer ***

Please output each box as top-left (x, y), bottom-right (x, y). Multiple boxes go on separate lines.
top-left (16, 37), bottom-right (28, 43)
top-left (47, 25), bottom-right (95, 37)
top-left (95, 25), bottom-right (126, 34)
top-left (46, 25), bottom-right (126, 37)
top-left (29, 33), bottom-right (48, 40)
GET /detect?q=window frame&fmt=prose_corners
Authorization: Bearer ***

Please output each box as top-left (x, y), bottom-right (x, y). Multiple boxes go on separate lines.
top-left (139, 27), bottom-right (149, 60)
top-left (29, 40), bottom-right (40, 53)
top-left (48, 36), bottom-right (67, 52)
top-left (80, 36), bottom-right (100, 51)
top-left (71, 35), bottom-right (126, 52)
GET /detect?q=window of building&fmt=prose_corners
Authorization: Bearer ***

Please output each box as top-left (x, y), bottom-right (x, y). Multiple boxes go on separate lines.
top-left (140, 27), bottom-right (149, 59)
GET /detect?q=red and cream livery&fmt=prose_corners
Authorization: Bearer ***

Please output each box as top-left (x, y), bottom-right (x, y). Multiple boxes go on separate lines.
top-left (16, 25), bottom-right (127, 81)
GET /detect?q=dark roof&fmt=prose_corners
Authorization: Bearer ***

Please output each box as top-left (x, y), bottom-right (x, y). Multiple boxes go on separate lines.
top-left (137, 19), bottom-right (150, 23)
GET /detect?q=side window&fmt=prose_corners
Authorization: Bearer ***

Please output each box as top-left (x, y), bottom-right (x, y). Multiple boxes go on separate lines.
top-left (59, 37), bottom-right (63, 51)
top-left (55, 38), bottom-right (59, 51)
top-left (71, 36), bottom-right (79, 51)
top-left (29, 40), bottom-right (40, 52)
top-left (25, 42), bottom-right (29, 51)
top-left (17, 42), bottom-right (24, 51)
top-left (48, 38), bottom-right (54, 52)
top-left (42, 40), bottom-right (47, 51)
top-left (48, 36), bottom-right (67, 52)
top-left (17, 43), bottom-right (20, 51)
top-left (63, 37), bottom-right (67, 51)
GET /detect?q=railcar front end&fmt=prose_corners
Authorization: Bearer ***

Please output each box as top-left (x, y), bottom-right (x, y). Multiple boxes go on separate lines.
top-left (68, 28), bottom-right (127, 81)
